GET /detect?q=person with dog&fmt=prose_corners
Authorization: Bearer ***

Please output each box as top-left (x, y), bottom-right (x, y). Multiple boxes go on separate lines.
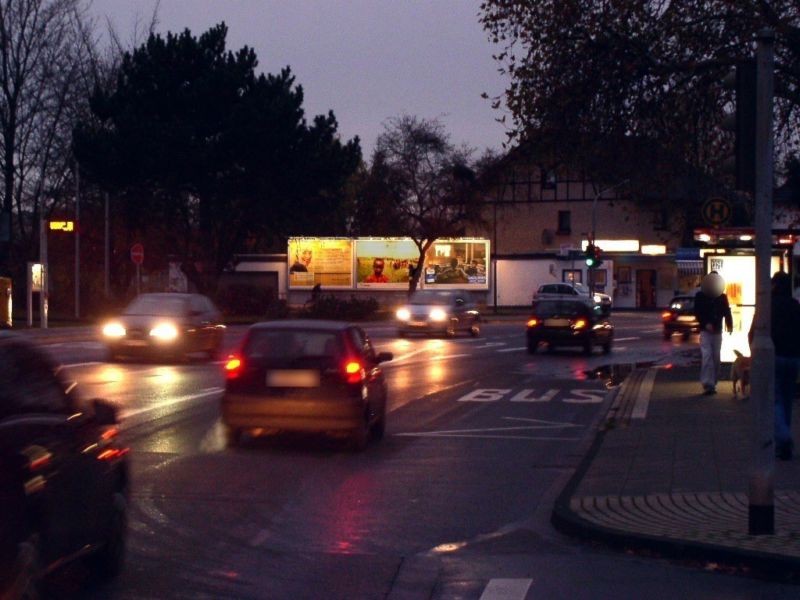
top-left (748, 271), bottom-right (800, 460)
top-left (694, 271), bottom-right (733, 395)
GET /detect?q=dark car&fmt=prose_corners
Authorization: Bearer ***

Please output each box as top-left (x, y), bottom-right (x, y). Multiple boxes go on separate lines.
top-left (395, 290), bottom-right (481, 337)
top-left (0, 334), bottom-right (129, 598)
top-left (526, 298), bottom-right (614, 355)
top-left (101, 292), bottom-right (225, 362)
top-left (221, 320), bottom-right (393, 451)
top-left (662, 294), bottom-right (700, 340)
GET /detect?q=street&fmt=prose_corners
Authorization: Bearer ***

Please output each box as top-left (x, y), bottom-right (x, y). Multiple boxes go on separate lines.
top-left (39, 314), bottom-right (799, 599)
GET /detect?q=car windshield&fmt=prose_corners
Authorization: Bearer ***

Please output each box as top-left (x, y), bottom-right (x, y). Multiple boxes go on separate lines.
top-left (124, 295), bottom-right (188, 316)
top-left (409, 291), bottom-right (452, 305)
top-left (533, 300), bottom-right (590, 317)
top-left (571, 283), bottom-right (590, 295)
top-left (244, 329), bottom-right (340, 361)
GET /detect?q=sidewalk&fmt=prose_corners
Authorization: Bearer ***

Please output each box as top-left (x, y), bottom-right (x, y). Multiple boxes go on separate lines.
top-left (553, 354), bottom-right (800, 577)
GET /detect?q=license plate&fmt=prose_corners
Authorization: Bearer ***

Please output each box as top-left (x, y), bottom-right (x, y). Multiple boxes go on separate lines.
top-left (677, 316), bottom-right (695, 322)
top-left (266, 370), bottom-right (320, 388)
top-left (544, 318), bottom-right (570, 327)
top-left (124, 339), bottom-right (148, 347)
top-left (410, 321), bottom-right (426, 327)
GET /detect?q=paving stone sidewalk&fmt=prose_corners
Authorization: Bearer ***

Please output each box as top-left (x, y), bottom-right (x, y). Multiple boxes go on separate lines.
top-left (553, 359), bottom-right (800, 575)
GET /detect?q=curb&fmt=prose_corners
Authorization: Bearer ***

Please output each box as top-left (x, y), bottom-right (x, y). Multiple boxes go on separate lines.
top-left (550, 369), bottom-right (800, 581)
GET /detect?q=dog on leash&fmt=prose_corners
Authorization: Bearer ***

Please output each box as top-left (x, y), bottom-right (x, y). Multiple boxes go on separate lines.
top-left (731, 349), bottom-right (752, 399)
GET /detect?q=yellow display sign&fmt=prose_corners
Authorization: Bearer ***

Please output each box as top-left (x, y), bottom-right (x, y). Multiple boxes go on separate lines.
top-left (355, 239), bottom-right (418, 289)
top-left (288, 238), bottom-right (353, 288)
top-left (49, 220), bottom-right (74, 232)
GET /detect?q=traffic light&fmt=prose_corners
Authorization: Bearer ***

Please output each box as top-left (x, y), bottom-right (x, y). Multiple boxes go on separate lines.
top-left (585, 244), bottom-right (603, 268)
top-left (722, 60), bottom-right (756, 194)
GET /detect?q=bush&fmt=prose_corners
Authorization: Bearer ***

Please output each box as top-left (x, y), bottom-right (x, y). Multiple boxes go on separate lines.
top-left (215, 284), bottom-right (276, 317)
top-left (301, 294), bottom-right (379, 321)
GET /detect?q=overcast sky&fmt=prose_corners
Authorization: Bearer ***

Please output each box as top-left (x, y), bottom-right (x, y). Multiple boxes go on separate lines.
top-left (90, 0), bottom-right (511, 159)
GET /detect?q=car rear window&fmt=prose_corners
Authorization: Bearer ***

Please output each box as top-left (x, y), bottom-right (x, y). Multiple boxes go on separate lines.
top-left (533, 300), bottom-right (588, 317)
top-left (243, 329), bottom-right (342, 361)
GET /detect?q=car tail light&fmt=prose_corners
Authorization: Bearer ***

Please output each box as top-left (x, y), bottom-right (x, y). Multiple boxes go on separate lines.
top-left (572, 318), bottom-right (588, 330)
top-left (343, 360), bottom-right (364, 384)
top-left (527, 318), bottom-right (539, 327)
top-left (225, 355), bottom-right (244, 379)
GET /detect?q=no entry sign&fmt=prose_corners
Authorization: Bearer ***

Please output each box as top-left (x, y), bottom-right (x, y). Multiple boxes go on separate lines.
top-left (130, 243), bottom-right (144, 265)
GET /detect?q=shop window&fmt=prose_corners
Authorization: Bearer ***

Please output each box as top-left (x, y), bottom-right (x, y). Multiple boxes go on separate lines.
top-left (563, 269), bottom-right (582, 284)
top-left (557, 210), bottom-right (571, 234)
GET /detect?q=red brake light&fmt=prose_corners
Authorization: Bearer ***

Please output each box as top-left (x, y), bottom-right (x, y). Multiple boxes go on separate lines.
top-left (343, 360), bottom-right (364, 384)
top-left (225, 355), bottom-right (243, 379)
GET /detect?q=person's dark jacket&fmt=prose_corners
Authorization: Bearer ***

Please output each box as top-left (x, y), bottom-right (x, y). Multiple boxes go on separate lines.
top-left (749, 275), bottom-right (800, 357)
top-left (694, 291), bottom-right (733, 334)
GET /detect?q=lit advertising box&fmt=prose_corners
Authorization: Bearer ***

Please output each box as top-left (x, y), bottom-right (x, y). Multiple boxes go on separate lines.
top-left (355, 238), bottom-right (418, 289)
top-left (423, 239), bottom-right (490, 289)
top-left (288, 238), bottom-right (353, 288)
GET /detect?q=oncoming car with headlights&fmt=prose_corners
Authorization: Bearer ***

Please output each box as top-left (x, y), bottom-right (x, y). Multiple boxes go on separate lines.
top-left (101, 293), bottom-right (225, 362)
top-left (395, 290), bottom-right (481, 338)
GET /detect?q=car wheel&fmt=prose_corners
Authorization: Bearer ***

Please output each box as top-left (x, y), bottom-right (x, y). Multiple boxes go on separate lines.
top-left (663, 330), bottom-right (672, 341)
top-left (527, 338), bottom-right (538, 354)
top-left (88, 492), bottom-right (127, 580)
top-left (445, 321), bottom-right (457, 338)
top-left (372, 407), bottom-right (386, 441)
top-left (469, 322), bottom-right (480, 337)
top-left (682, 332), bottom-right (691, 341)
top-left (583, 340), bottom-right (593, 355)
top-left (224, 426), bottom-right (241, 448)
top-left (351, 413), bottom-right (370, 452)
top-left (602, 340), bottom-right (612, 354)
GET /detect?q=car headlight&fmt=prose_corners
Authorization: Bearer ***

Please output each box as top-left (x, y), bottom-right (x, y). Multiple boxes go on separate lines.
top-left (396, 307), bottom-right (411, 321)
top-left (429, 308), bottom-right (447, 322)
top-left (149, 322), bottom-right (179, 341)
top-left (593, 294), bottom-right (602, 303)
top-left (102, 322), bottom-right (126, 338)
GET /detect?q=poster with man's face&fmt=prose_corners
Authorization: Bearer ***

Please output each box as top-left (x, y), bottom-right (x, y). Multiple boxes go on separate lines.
top-left (287, 238), bottom-right (353, 288)
top-left (423, 239), bottom-right (489, 289)
top-left (355, 239), bottom-right (418, 289)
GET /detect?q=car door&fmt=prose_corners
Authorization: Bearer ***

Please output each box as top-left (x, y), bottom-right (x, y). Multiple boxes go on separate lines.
top-left (188, 295), bottom-right (213, 351)
top-left (1, 343), bottom-right (94, 559)
top-left (348, 327), bottom-right (386, 419)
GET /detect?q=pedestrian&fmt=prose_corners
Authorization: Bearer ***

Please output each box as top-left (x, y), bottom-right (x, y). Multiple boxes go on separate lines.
top-left (749, 271), bottom-right (800, 460)
top-left (694, 271), bottom-right (733, 395)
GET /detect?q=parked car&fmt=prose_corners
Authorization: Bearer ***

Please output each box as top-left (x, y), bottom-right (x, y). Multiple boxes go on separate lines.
top-left (221, 320), bottom-right (393, 451)
top-left (662, 294), bottom-right (700, 340)
top-left (0, 334), bottom-right (129, 598)
top-left (526, 298), bottom-right (614, 355)
top-left (395, 290), bottom-right (481, 337)
top-left (533, 282), bottom-right (612, 315)
top-left (101, 292), bottom-right (225, 362)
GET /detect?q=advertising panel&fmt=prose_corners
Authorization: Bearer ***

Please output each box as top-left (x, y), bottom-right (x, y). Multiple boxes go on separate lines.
top-left (423, 239), bottom-right (489, 289)
top-left (355, 239), bottom-right (418, 289)
top-left (287, 238), bottom-right (353, 288)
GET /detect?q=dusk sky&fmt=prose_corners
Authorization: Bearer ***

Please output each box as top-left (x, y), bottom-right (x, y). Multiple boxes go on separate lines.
top-left (90, 1), bottom-right (511, 159)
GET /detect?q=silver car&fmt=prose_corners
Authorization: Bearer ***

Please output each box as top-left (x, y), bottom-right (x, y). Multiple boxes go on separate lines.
top-left (395, 290), bottom-right (481, 337)
top-left (533, 282), bottom-right (612, 314)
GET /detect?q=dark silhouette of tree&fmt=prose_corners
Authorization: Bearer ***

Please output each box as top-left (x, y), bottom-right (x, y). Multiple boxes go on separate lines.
top-left (73, 23), bottom-right (360, 293)
top-left (480, 1), bottom-right (800, 198)
top-left (351, 115), bottom-right (486, 293)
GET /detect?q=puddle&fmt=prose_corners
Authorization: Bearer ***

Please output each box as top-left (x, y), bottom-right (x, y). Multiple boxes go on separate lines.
top-left (584, 361), bottom-right (657, 387)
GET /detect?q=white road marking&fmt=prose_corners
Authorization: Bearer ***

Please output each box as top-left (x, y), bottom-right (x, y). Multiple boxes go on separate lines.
top-left (472, 342), bottom-right (507, 349)
top-left (509, 389), bottom-right (558, 403)
top-left (631, 367), bottom-right (658, 419)
top-left (614, 336), bottom-right (639, 341)
top-left (391, 347), bottom-right (433, 363)
top-left (480, 579), bottom-right (532, 600)
top-left (458, 389), bottom-right (511, 402)
top-left (562, 389), bottom-right (606, 404)
top-left (396, 416), bottom-right (583, 440)
top-left (249, 529), bottom-right (271, 547)
top-left (63, 361), bottom-right (103, 368)
top-left (497, 346), bottom-right (526, 353)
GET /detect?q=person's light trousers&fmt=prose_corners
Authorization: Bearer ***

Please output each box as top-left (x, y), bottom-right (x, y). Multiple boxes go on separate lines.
top-left (700, 331), bottom-right (722, 389)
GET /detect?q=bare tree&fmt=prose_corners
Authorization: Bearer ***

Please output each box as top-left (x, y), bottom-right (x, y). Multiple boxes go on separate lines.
top-left (372, 115), bottom-right (486, 293)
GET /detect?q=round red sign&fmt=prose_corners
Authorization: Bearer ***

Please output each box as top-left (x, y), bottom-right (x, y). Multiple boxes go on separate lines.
top-left (130, 243), bottom-right (144, 265)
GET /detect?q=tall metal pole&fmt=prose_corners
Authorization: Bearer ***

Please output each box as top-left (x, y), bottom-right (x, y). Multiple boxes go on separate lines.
top-left (74, 161), bottom-right (80, 319)
top-left (590, 179), bottom-right (628, 291)
top-left (39, 217), bottom-right (48, 329)
top-left (104, 191), bottom-right (110, 298)
top-left (748, 29), bottom-right (775, 535)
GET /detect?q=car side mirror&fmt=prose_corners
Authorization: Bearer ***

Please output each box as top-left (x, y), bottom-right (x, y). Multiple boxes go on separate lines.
top-left (92, 398), bottom-right (118, 426)
top-left (376, 351), bottom-right (393, 363)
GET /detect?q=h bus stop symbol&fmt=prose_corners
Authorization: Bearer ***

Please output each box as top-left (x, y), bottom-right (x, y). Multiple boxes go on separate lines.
top-left (702, 197), bottom-right (732, 226)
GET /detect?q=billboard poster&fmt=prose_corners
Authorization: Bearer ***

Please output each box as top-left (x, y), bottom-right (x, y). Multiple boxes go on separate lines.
top-left (287, 238), bottom-right (353, 288)
top-left (355, 239), bottom-right (418, 289)
top-left (423, 239), bottom-right (490, 289)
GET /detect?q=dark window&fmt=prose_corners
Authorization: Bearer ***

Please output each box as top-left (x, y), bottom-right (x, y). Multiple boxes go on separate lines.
top-left (349, 327), bottom-right (376, 362)
top-left (557, 210), bottom-right (571, 234)
top-left (541, 168), bottom-right (556, 190)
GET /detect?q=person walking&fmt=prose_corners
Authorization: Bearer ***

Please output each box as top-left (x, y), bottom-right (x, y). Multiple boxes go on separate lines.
top-left (694, 271), bottom-right (733, 395)
top-left (749, 271), bottom-right (800, 460)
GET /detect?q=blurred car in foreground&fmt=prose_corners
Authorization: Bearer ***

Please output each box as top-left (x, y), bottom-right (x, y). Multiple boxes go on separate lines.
top-left (101, 292), bottom-right (225, 362)
top-left (395, 290), bottom-right (481, 337)
top-left (0, 334), bottom-right (129, 598)
top-left (533, 282), bottom-right (612, 315)
top-left (526, 298), bottom-right (614, 355)
top-left (662, 294), bottom-right (700, 340)
top-left (221, 320), bottom-right (393, 451)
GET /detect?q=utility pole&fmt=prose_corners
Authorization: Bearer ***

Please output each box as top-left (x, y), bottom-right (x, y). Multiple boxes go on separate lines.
top-left (74, 161), bottom-right (80, 319)
top-left (748, 29), bottom-right (776, 535)
top-left (589, 179), bottom-right (628, 291)
top-left (104, 191), bottom-right (110, 298)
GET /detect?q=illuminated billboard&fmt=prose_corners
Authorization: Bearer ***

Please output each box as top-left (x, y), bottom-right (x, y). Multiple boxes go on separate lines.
top-left (355, 239), bottom-right (418, 289)
top-left (288, 238), bottom-right (353, 288)
top-left (423, 239), bottom-right (489, 289)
